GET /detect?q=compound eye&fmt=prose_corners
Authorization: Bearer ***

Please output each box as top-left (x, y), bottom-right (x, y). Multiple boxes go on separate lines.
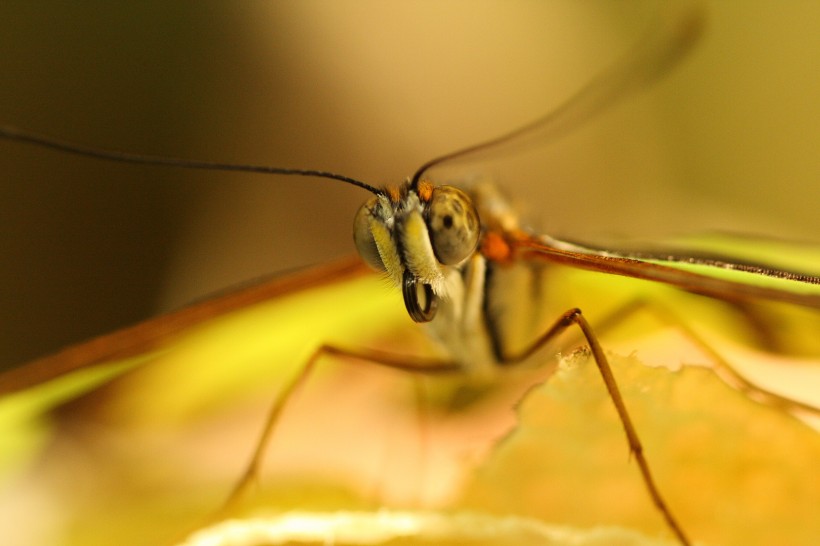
top-left (353, 197), bottom-right (386, 271)
top-left (426, 185), bottom-right (480, 265)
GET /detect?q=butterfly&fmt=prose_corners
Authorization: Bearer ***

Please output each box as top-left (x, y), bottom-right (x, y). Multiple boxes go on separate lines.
top-left (1, 4), bottom-right (819, 546)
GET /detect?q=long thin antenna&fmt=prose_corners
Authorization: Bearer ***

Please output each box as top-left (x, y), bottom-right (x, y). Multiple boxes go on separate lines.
top-left (411, 4), bottom-right (704, 186)
top-left (0, 125), bottom-right (383, 196)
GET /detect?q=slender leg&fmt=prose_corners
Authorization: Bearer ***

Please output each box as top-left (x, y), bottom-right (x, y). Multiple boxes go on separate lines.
top-left (593, 298), bottom-right (820, 416)
top-left (216, 345), bottom-right (460, 517)
top-left (500, 308), bottom-right (691, 546)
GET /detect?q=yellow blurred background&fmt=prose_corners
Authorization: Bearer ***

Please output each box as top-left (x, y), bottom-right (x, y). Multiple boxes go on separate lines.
top-left (1, 1), bottom-right (819, 368)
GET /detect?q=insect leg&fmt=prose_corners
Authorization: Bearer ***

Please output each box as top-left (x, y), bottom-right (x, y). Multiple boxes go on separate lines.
top-left (593, 298), bottom-right (820, 417)
top-left (498, 308), bottom-right (691, 546)
top-left (217, 345), bottom-right (460, 518)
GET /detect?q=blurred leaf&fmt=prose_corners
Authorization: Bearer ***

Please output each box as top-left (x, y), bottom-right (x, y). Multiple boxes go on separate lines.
top-left (179, 510), bottom-right (681, 546)
top-left (462, 351), bottom-right (820, 546)
top-left (1, 263), bottom-right (818, 546)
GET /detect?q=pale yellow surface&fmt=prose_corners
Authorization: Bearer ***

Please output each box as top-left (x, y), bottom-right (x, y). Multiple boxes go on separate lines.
top-left (2, 269), bottom-right (817, 546)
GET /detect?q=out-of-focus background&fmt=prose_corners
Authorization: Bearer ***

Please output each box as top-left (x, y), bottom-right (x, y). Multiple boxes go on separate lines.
top-left (1, 1), bottom-right (818, 369)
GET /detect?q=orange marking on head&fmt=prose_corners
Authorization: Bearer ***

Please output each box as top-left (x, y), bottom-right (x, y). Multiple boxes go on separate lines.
top-left (481, 231), bottom-right (513, 264)
top-left (386, 185), bottom-right (401, 203)
top-left (416, 179), bottom-right (434, 202)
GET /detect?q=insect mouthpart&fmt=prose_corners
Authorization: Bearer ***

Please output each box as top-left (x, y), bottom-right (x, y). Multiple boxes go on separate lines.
top-left (402, 269), bottom-right (438, 322)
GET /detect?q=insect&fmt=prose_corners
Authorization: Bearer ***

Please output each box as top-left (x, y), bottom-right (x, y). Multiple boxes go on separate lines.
top-left (1, 3), bottom-right (819, 546)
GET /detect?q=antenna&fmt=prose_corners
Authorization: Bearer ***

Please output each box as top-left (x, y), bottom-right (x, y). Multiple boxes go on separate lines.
top-left (411, 4), bottom-right (704, 186)
top-left (0, 125), bottom-right (383, 196)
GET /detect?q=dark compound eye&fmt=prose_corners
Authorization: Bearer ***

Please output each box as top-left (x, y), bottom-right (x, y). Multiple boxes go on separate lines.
top-left (425, 185), bottom-right (480, 265)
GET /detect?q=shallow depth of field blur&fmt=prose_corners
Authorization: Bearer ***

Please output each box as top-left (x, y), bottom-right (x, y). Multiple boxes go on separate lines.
top-left (1, 4), bottom-right (820, 545)
top-left (1, 1), bottom-right (819, 368)
top-left (2, 263), bottom-right (818, 546)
